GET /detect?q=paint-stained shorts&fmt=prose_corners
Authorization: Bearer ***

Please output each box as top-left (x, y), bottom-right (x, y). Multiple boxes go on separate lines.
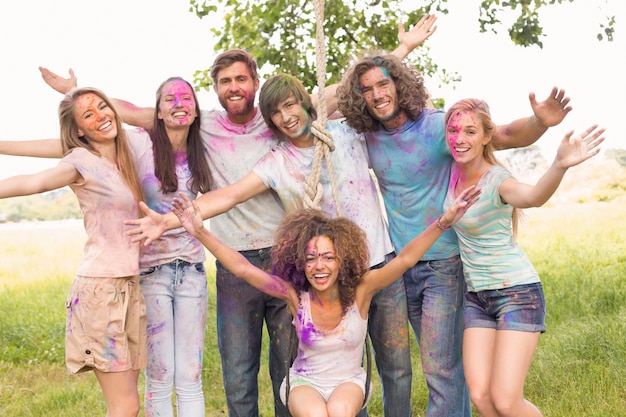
top-left (464, 282), bottom-right (546, 333)
top-left (65, 275), bottom-right (147, 374)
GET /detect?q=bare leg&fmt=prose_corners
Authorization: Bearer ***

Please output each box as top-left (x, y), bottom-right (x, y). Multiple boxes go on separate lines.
top-left (288, 385), bottom-right (329, 417)
top-left (94, 369), bottom-right (141, 417)
top-left (327, 382), bottom-right (364, 417)
top-left (464, 327), bottom-right (499, 417)
top-left (491, 330), bottom-right (542, 417)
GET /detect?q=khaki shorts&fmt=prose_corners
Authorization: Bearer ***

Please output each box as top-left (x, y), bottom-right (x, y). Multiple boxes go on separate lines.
top-left (65, 275), bottom-right (147, 374)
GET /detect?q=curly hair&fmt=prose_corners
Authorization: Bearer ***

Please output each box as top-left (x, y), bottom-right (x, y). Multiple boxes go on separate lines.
top-left (337, 54), bottom-right (429, 133)
top-left (271, 209), bottom-right (370, 314)
top-left (444, 98), bottom-right (522, 238)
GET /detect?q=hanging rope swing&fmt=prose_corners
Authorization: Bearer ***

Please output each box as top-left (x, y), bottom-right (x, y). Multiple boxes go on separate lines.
top-left (302, 0), bottom-right (342, 217)
top-left (287, 6), bottom-right (372, 409)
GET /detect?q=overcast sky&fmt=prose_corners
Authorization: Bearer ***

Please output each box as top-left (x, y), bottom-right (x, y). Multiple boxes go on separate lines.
top-left (0, 0), bottom-right (623, 178)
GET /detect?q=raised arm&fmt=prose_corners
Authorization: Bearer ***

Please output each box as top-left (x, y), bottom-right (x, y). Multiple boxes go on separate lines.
top-left (172, 193), bottom-right (298, 312)
top-left (0, 139), bottom-right (63, 158)
top-left (0, 162), bottom-right (81, 199)
top-left (311, 84), bottom-right (340, 117)
top-left (39, 66), bottom-right (155, 130)
top-left (492, 87), bottom-right (572, 150)
top-left (126, 171), bottom-right (269, 245)
top-left (499, 125), bottom-right (604, 208)
top-left (360, 185), bottom-right (480, 299)
top-left (109, 99), bottom-right (155, 130)
top-left (391, 14), bottom-right (438, 60)
top-left (39, 67), bottom-right (77, 94)
top-left (320, 14), bottom-right (436, 118)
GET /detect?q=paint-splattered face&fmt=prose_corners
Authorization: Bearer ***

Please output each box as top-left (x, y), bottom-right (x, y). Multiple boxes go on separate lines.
top-left (446, 110), bottom-right (491, 163)
top-left (270, 94), bottom-right (313, 146)
top-left (157, 79), bottom-right (197, 128)
top-left (214, 61), bottom-right (259, 124)
top-left (358, 66), bottom-right (403, 128)
top-left (304, 235), bottom-right (340, 293)
top-left (74, 93), bottom-right (117, 143)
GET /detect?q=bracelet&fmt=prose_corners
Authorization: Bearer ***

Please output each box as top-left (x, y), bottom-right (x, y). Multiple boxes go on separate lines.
top-left (436, 214), bottom-right (450, 231)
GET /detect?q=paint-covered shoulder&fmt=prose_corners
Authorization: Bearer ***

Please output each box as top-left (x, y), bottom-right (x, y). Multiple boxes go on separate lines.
top-left (327, 118), bottom-right (362, 141)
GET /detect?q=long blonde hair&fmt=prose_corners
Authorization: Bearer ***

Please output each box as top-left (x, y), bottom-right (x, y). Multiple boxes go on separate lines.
top-left (58, 87), bottom-right (145, 207)
top-left (445, 98), bottom-right (522, 239)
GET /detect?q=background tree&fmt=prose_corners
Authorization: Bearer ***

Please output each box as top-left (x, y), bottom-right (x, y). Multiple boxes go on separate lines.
top-left (0, 190), bottom-right (81, 222)
top-left (606, 148), bottom-right (626, 167)
top-left (188, 0), bottom-right (615, 102)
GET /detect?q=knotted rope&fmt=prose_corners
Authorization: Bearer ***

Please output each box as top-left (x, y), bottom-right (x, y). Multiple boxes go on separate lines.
top-left (302, 0), bottom-right (342, 217)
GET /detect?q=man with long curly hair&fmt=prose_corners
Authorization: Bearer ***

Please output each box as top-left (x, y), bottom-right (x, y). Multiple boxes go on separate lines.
top-left (337, 54), bottom-right (572, 417)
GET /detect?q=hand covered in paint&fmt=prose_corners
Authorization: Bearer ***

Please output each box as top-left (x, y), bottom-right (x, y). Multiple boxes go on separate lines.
top-left (554, 124), bottom-right (605, 170)
top-left (125, 201), bottom-right (167, 246)
top-left (393, 14), bottom-right (438, 59)
top-left (529, 86), bottom-right (572, 128)
top-left (171, 193), bottom-right (206, 238)
top-left (39, 67), bottom-right (77, 95)
top-left (438, 185), bottom-right (481, 229)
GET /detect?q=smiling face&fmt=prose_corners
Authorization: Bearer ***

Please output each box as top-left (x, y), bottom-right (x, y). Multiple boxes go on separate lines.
top-left (157, 79), bottom-right (197, 128)
top-left (358, 66), bottom-right (407, 129)
top-left (446, 110), bottom-right (492, 164)
top-left (214, 61), bottom-right (259, 124)
top-left (304, 235), bottom-right (340, 293)
top-left (74, 92), bottom-right (118, 143)
top-left (269, 94), bottom-right (313, 146)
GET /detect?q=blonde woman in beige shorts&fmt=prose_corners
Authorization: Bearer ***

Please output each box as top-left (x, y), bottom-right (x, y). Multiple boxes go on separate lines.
top-left (0, 86), bottom-right (146, 417)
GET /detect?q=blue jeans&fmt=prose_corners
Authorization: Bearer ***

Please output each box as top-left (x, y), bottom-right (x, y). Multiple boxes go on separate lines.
top-left (403, 255), bottom-right (471, 417)
top-left (358, 254), bottom-right (412, 417)
top-left (140, 259), bottom-right (208, 417)
top-left (216, 247), bottom-right (293, 417)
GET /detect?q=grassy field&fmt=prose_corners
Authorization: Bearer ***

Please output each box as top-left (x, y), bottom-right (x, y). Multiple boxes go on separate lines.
top-left (1, 201), bottom-right (625, 416)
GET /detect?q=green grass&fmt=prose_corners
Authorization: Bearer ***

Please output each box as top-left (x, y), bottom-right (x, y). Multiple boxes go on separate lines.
top-left (1, 201), bottom-right (625, 416)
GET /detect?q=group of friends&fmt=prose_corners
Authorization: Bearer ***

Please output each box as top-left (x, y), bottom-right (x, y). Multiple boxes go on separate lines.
top-left (0, 13), bottom-right (605, 417)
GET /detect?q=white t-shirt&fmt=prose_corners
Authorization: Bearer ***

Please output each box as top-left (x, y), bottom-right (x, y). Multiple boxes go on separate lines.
top-left (64, 147), bottom-right (140, 277)
top-left (199, 108), bottom-right (286, 251)
top-left (126, 128), bottom-right (205, 268)
top-left (253, 119), bottom-right (393, 267)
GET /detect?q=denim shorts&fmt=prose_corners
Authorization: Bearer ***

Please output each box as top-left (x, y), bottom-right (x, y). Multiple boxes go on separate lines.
top-left (464, 282), bottom-right (546, 333)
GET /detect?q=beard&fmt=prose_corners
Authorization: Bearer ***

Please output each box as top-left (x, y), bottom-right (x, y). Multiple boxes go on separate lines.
top-left (218, 95), bottom-right (255, 119)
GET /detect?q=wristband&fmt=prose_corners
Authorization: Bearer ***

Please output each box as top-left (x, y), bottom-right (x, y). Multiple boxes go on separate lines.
top-left (436, 214), bottom-right (450, 231)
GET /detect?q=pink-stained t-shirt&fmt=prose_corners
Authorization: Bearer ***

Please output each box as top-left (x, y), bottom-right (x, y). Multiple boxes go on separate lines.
top-left (253, 119), bottom-right (393, 267)
top-left (126, 128), bottom-right (205, 268)
top-left (62, 147), bottom-right (140, 277)
top-left (199, 108), bottom-right (286, 251)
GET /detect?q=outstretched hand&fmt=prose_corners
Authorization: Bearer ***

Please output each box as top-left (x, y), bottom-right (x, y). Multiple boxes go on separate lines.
top-left (529, 87), bottom-right (572, 128)
top-left (555, 125), bottom-right (605, 169)
top-left (171, 193), bottom-right (205, 237)
top-left (39, 67), bottom-right (77, 94)
top-left (398, 14), bottom-right (437, 52)
top-left (124, 201), bottom-right (167, 246)
top-left (439, 185), bottom-right (481, 229)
